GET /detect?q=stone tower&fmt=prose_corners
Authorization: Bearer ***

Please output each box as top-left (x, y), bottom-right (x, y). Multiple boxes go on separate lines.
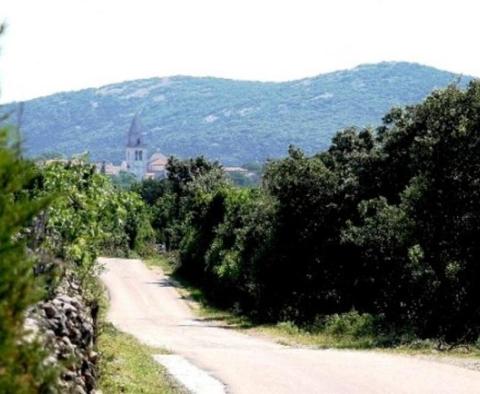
top-left (125, 114), bottom-right (147, 179)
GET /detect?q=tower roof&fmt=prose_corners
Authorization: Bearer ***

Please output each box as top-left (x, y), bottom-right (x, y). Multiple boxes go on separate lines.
top-left (127, 114), bottom-right (146, 148)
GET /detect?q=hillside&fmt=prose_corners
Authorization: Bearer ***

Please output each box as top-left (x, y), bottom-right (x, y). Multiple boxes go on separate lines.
top-left (3, 62), bottom-right (472, 165)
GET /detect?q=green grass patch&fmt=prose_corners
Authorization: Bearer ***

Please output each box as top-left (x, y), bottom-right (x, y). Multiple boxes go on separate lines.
top-left (251, 319), bottom-right (380, 349)
top-left (228, 315), bottom-right (480, 358)
top-left (145, 253), bottom-right (177, 276)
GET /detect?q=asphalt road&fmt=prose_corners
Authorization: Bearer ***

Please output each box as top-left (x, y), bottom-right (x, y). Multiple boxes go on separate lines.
top-left (100, 257), bottom-right (480, 394)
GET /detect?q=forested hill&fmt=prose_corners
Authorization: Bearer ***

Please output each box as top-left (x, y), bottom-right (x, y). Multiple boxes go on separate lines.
top-left (5, 62), bottom-right (471, 165)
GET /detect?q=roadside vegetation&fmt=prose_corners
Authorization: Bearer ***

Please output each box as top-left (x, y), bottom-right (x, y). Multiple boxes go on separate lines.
top-left (0, 127), bottom-right (157, 391)
top-left (138, 81), bottom-right (480, 351)
top-left (0, 127), bottom-right (58, 392)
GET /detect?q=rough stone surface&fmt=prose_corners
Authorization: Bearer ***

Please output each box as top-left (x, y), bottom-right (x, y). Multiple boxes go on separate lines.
top-left (26, 273), bottom-right (98, 393)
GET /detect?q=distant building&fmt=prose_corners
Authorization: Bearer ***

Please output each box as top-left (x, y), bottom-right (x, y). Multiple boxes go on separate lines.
top-left (147, 151), bottom-right (168, 179)
top-left (100, 114), bottom-right (169, 180)
top-left (125, 114), bottom-right (148, 179)
top-left (223, 166), bottom-right (248, 174)
top-left (98, 115), bottom-right (251, 181)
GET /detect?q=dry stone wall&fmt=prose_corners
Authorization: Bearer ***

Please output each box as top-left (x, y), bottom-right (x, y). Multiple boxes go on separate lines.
top-left (26, 274), bottom-right (98, 393)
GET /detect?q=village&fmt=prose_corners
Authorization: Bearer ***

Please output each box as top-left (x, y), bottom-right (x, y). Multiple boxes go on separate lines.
top-left (98, 114), bottom-right (252, 180)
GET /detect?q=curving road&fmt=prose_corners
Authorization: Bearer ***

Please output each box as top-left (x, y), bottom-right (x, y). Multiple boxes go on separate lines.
top-left (100, 257), bottom-right (480, 394)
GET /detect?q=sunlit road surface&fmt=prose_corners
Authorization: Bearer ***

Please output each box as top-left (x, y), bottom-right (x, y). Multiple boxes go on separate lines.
top-left (100, 257), bottom-right (480, 394)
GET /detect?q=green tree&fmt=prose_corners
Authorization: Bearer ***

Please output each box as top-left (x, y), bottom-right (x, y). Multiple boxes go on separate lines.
top-left (0, 128), bottom-right (57, 393)
top-left (143, 81), bottom-right (480, 343)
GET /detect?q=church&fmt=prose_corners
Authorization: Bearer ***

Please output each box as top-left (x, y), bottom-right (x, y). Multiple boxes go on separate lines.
top-left (101, 114), bottom-right (168, 179)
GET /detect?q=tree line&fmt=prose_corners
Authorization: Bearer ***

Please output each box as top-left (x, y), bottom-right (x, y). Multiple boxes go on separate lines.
top-left (136, 81), bottom-right (480, 344)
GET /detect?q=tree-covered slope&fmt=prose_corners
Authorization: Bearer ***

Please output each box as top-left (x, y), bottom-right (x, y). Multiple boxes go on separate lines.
top-left (5, 62), bottom-right (471, 165)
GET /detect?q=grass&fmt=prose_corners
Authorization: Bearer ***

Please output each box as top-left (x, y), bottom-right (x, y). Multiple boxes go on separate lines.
top-left (250, 322), bottom-right (379, 349)
top-left (249, 323), bottom-right (480, 358)
top-left (145, 253), bottom-right (177, 276)
top-left (145, 253), bottom-right (480, 360)
top-left (96, 279), bottom-right (185, 394)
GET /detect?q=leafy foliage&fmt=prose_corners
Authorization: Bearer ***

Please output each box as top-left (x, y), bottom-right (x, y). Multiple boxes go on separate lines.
top-left (0, 128), bottom-right (58, 393)
top-left (36, 161), bottom-right (155, 286)
top-left (142, 81), bottom-right (480, 343)
top-left (0, 134), bottom-right (155, 391)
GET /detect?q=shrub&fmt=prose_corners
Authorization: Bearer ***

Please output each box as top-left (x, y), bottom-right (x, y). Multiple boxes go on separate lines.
top-left (0, 128), bottom-right (58, 392)
top-left (321, 311), bottom-right (377, 338)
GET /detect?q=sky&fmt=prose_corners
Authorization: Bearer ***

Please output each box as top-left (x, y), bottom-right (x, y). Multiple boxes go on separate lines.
top-left (1, 0), bottom-right (479, 103)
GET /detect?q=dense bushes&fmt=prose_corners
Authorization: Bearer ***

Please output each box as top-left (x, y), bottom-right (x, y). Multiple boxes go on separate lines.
top-left (0, 131), bottom-right (154, 391)
top-left (143, 81), bottom-right (480, 343)
top-left (33, 160), bottom-right (155, 288)
top-left (51, 162), bottom-right (151, 255)
top-left (0, 128), bottom-right (57, 392)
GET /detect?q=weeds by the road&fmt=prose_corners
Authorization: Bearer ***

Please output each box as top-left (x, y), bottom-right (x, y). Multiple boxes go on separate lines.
top-left (146, 253), bottom-right (177, 276)
top-left (252, 323), bottom-right (480, 357)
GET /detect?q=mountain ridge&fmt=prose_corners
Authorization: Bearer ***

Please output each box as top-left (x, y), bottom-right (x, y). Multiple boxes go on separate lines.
top-left (5, 61), bottom-right (465, 102)
top-left (3, 61), bottom-right (473, 165)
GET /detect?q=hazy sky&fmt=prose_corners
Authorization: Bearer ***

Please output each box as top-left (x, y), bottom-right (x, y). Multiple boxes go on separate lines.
top-left (1, 0), bottom-right (479, 103)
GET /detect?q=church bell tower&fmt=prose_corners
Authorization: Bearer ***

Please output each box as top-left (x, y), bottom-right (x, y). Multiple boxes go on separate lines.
top-left (125, 114), bottom-right (148, 179)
